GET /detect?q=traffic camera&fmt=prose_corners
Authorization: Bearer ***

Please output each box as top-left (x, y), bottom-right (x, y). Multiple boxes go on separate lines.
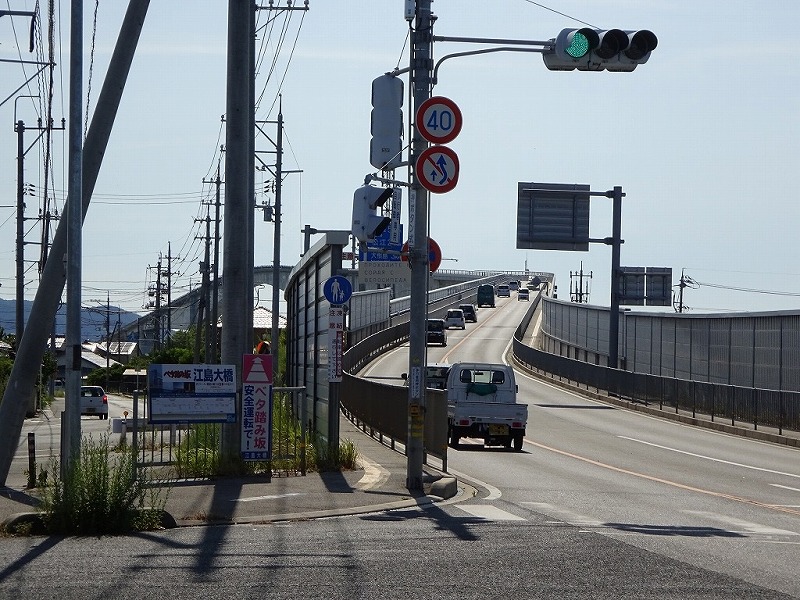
top-left (352, 185), bottom-right (393, 243)
top-left (543, 28), bottom-right (657, 72)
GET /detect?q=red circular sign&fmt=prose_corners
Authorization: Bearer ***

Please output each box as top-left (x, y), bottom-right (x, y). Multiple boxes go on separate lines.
top-left (416, 146), bottom-right (459, 194)
top-left (416, 96), bottom-right (463, 144)
top-left (401, 238), bottom-right (442, 273)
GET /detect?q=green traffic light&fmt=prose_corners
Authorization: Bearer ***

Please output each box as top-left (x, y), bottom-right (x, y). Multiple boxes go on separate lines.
top-left (566, 32), bottom-right (590, 58)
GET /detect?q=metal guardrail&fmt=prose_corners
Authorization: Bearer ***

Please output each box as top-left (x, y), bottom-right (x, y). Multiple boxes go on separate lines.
top-left (512, 308), bottom-right (800, 435)
top-left (345, 285), bottom-right (800, 452)
top-left (342, 321), bottom-right (449, 469)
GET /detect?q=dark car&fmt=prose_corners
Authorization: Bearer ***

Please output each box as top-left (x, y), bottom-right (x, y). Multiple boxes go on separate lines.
top-left (459, 304), bottom-right (477, 323)
top-left (476, 284), bottom-right (495, 308)
top-left (426, 319), bottom-right (447, 346)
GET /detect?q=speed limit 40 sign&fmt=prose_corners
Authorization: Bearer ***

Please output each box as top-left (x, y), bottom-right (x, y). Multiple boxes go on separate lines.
top-left (416, 96), bottom-right (462, 144)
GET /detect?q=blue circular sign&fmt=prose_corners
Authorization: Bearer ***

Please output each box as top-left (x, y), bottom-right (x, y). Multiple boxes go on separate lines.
top-left (323, 276), bottom-right (352, 305)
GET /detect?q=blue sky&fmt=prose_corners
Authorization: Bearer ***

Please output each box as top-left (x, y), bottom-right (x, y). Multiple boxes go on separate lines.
top-left (1, 0), bottom-right (798, 320)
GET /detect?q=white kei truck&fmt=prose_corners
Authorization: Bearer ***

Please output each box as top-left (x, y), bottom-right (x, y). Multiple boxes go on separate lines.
top-left (445, 362), bottom-right (527, 451)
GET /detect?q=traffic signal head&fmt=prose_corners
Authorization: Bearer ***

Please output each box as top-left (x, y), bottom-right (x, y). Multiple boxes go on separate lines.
top-left (370, 75), bottom-right (404, 170)
top-left (352, 185), bottom-right (393, 243)
top-left (543, 28), bottom-right (657, 72)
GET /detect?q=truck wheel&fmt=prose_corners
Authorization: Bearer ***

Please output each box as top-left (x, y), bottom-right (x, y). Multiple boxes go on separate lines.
top-left (450, 431), bottom-right (460, 448)
top-left (513, 435), bottom-right (523, 452)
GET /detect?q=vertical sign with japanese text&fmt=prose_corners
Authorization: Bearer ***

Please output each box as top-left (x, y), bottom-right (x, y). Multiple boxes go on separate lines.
top-left (328, 306), bottom-right (344, 382)
top-left (241, 354), bottom-right (273, 461)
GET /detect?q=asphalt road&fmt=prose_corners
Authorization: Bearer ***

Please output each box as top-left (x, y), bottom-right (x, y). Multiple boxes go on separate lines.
top-left (0, 502), bottom-right (795, 599)
top-left (363, 294), bottom-right (800, 597)
top-left (4, 296), bottom-right (798, 597)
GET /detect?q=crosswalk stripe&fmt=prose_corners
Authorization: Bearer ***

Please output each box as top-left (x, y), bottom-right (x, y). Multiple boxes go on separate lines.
top-left (521, 502), bottom-right (604, 527)
top-left (683, 510), bottom-right (799, 536)
top-left (456, 505), bottom-right (525, 521)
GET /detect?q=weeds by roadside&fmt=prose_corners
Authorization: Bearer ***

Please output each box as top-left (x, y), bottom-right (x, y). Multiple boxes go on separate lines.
top-left (35, 434), bottom-right (169, 535)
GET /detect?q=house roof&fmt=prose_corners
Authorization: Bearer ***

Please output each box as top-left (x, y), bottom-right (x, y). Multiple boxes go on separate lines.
top-left (216, 306), bottom-right (287, 329)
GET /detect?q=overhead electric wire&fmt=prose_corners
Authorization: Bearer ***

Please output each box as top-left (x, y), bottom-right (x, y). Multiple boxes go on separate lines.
top-left (520, 0), bottom-right (598, 28)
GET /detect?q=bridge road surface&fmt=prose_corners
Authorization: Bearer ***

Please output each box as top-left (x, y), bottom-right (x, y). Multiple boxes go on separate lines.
top-left (363, 292), bottom-right (800, 597)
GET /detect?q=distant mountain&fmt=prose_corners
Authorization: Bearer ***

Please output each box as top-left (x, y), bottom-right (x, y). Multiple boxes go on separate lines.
top-left (0, 298), bottom-right (142, 342)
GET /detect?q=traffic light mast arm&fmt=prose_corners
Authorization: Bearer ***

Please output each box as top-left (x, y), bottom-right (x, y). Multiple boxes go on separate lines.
top-left (364, 173), bottom-right (411, 187)
top-left (432, 47), bottom-right (546, 85)
top-left (427, 35), bottom-right (553, 85)
top-left (432, 35), bottom-right (553, 46)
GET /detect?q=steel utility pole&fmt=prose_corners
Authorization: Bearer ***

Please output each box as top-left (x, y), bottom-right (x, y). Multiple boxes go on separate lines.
top-left (406, 0), bottom-right (434, 491)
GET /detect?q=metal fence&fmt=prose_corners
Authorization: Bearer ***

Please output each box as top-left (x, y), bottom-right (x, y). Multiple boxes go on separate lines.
top-left (129, 387), bottom-right (308, 479)
top-left (341, 320), bottom-right (449, 469)
top-left (514, 324), bottom-right (800, 435)
top-left (541, 297), bottom-right (800, 391)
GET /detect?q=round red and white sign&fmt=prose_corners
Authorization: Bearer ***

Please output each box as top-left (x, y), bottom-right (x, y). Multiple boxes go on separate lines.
top-left (416, 96), bottom-right (463, 144)
top-left (416, 146), bottom-right (459, 194)
top-left (401, 238), bottom-right (442, 273)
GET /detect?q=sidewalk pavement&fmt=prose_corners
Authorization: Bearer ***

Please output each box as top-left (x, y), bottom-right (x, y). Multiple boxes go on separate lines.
top-left (0, 414), bottom-right (463, 531)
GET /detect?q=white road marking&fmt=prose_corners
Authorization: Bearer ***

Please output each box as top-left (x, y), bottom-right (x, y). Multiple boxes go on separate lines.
top-left (770, 483), bottom-right (800, 493)
top-left (447, 466), bottom-right (502, 500)
top-left (457, 505), bottom-right (525, 521)
top-left (521, 502), bottom-right (604, 527)
top-left (355, 455), bottom-right (389, 490)
top-left (618, 436), bottom-right (800, 479)
top-left (683, 510), bottom-right (799, 536)
top-left (234, 493), bottom-right (303, 503)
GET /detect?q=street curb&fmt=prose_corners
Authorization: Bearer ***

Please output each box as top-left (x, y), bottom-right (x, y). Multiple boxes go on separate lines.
top-left (428, 476), bottom-right (458, 500)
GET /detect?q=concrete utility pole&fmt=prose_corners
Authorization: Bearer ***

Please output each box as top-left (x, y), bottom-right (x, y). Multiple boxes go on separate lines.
top-left (270, 106), bottom-right (283, 378)
top-left (14, 114), bottom-right (65, 351)
top-left (15, 119), bottom-right (25, 345)
top-left (63, 0), bottom-right (84, 474)
top-left (0, 0), bottom-right (151, 486)
top-left (193, 206), bottom-right (211, 363)
top-left (220, 0), bottom-right (253, 466)
top-left (406, 0), bottom-right (434, 491)
top-left (202, 162), bottom-right (223, 361)
top-left (212, 163), bottom-right (222, 361)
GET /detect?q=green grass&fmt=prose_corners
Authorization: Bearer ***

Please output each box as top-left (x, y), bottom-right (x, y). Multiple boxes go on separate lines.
top-left (36, 434), bottom-right (169, 535)
top-left (308, 437), bottom-right (359, 472)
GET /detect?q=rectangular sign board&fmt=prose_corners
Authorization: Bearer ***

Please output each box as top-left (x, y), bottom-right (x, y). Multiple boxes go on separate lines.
top-left (516, 182), bottom-right (590, 251)
top-left (646, 267), bottom-right (672, 306)
top-left (619, 266), bottom-right (646, 305)
top-left (241, 354), bottom-right (273, 461)
top-left (328, 305), bottom-right (344, 382)
top-left (359, 260), bottom-right (410, 284)
top-left (619, 266), bottom-right (673, 306)
top-left (360, 226), bottom-right (403, 262)
top-left (148, 364), bottom-right (237, 424)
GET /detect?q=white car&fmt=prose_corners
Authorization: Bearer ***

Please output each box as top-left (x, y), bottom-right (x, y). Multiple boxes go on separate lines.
top-left (80, 385), bottom-right (109, 419)
top-left (444, 308), bottom-right (466, 329)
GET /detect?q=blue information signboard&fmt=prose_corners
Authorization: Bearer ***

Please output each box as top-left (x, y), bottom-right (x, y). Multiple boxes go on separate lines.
top-left (360, 226), bottom-right (403, 262)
